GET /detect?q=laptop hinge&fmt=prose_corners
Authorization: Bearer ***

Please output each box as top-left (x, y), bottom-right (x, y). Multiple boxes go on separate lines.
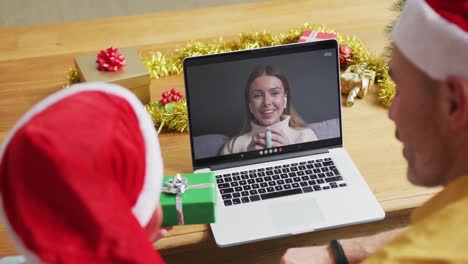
top-left (209, 148), bottom-right (330, 171)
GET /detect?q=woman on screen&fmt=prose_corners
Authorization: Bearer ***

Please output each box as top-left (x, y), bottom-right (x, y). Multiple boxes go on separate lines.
top-left (220, 65), bottom-right (317, 155)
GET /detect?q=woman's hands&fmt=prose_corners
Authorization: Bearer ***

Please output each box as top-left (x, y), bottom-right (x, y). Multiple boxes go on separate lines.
top-left (247, 127), bottom-right (290, 151)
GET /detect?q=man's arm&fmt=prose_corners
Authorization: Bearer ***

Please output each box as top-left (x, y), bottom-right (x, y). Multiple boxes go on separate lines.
top-left (280, 227), bottom-right (408, 264)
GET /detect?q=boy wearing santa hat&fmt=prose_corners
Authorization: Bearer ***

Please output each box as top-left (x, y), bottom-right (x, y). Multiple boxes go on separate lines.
top-left (0, 82), bottom-right (170, 263)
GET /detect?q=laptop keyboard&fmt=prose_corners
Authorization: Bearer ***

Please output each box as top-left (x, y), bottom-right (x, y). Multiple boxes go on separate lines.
top-left (216, 157), bottom-right (347, 206)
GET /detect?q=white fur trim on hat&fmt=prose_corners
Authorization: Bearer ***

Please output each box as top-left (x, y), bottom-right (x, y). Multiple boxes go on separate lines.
top-left (391, 0), bottom-right (468, 81)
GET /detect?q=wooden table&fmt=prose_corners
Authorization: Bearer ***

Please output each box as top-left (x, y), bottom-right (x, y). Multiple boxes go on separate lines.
top-left (0, 1), bottom-right (440, 263)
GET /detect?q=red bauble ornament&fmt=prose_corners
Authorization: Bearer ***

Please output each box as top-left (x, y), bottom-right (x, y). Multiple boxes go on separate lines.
top-left (160, 98), bottom-right (168, 105)
top-left (338, 45), bottom-right (352, 67)
top-left (96, 47), bottom-right (127, 72)
top-left (159, 88), bottom-right (184, 105)
top-left (339, 55), bottom-right (347, 65)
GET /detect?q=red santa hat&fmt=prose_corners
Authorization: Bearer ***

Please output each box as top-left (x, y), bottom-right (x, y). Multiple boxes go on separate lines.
top-left (391, 0), bottom-right (468, 81)
top-left (0, 82), bottom-right (165, 263)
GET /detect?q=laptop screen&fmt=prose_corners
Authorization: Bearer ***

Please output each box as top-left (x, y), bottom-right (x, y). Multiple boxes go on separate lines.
top-left (184, 40), bottom-right (342, 169)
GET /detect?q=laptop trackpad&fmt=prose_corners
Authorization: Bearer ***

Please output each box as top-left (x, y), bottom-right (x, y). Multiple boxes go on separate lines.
top-left (269, 198), bottom-right (325, 230)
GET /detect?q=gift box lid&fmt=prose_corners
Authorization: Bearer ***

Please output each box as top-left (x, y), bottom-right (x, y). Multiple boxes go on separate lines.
top-left (160, 173), bottom-right (216, 226)
top-left (160, 172), bottom-right (216, 205)
top-left (298, 30), bottom-right (337, 43)
top-left (74, 47), bottom-right (150, 88)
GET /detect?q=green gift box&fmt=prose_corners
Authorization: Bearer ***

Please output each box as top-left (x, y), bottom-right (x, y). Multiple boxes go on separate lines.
top-left (160, 172), bottom-right (216, 226)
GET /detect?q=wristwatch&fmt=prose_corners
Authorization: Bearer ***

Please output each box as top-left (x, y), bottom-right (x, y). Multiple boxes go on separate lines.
top-left (330, 239), bottom-right (349, 264)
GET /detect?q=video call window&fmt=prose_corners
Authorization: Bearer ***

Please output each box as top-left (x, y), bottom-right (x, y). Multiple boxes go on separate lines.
top-left (185, 48), bottom-right (341, 161)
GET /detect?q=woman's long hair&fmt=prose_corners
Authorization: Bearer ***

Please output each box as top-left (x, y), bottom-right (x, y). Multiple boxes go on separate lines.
top-left (225, 65), bottom-right (307, 153)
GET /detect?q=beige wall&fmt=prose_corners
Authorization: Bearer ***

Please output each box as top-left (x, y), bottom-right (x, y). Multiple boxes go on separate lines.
top-left (0, 0), bottom-right (260, 28)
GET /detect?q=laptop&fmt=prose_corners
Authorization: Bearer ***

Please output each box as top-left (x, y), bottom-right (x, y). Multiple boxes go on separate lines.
top-left (183, 39), bottom-right (385, 247)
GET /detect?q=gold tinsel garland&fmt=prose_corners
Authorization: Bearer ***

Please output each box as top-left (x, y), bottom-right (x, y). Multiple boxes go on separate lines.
top-left (65, 23), bottom-right (397, 132)
top-left (64, 67), bottom-right (79, 88)
top-left (378, 0), bottom-right (405, 108)
top-left (145, 100), bottom-right (188, 133)
top-left (384, 0), bottom-right (406, 58)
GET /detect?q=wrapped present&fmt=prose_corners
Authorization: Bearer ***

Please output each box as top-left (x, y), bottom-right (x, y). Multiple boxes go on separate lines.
top-left (74, 47), bottom-right (151, 104)
top-left (340, 63), bottom-right (376, 107)
top-left (160, 172), bottom-right (216, 226)
top-left (298, 30), bottom-right (337, 43)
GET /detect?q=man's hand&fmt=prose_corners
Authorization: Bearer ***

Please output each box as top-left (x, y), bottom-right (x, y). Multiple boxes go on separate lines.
top-left (280, 227), bottom-right (408, 264)
top-left (280, 245), bottom-right (333, 264)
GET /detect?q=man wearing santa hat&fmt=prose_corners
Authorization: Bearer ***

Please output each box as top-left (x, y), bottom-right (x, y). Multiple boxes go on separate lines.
top-left (0, 82), bottom-right (170, 263)
top-left (281, 0), bottom-right (468, 263)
